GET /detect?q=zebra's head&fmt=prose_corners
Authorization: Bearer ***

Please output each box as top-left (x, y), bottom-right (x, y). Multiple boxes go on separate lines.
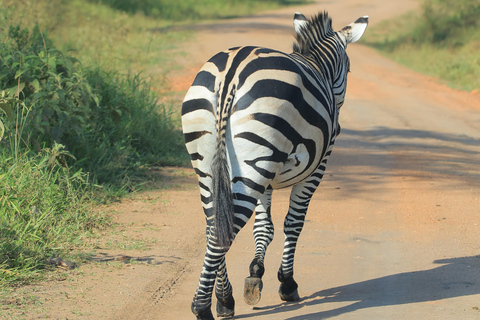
top-left (293, 12), bottom-right (368, 108)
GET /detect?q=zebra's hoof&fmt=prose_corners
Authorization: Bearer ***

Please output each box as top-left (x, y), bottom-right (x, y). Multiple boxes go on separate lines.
top-left (279, 287), bottom-right (300, 302)
top-left (244, 276), bottom-right (263, 305)
top-left (192, 303), bottom-right (215, 320)
top-left (194, 310), bottom-right (214, 320)
top-left (216, 294), bottom-right (235, 317)
top-left (278, 276), bottom-right (300, 302)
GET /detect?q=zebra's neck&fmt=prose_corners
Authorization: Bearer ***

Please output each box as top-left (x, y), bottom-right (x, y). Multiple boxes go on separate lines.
top-left (290, 52), bottom-right (334, 90)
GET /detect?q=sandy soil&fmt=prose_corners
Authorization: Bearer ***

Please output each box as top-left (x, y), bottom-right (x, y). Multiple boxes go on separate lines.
top-left (6, 0), bottom-right (480, 319)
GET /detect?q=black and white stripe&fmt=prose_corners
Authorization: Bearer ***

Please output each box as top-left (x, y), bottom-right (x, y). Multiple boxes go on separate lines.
top-left (182, 12), bottom-right (368, 320)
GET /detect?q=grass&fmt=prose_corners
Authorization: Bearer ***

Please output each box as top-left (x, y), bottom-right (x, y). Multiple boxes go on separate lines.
top-left (0, 0), bottom-right (188, 75)
top-left (0, 146), bottom-right (109, 284)
top-left (1, 0), bottom-right (306, 75)
top-left (87, 0), bottom-right (306, 21)
top-left (364, 0), bottom-right (480, 92)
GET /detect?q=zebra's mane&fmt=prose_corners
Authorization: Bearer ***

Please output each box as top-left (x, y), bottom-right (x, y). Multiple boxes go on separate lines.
top-left (293, 12), bottom-right (335, 56)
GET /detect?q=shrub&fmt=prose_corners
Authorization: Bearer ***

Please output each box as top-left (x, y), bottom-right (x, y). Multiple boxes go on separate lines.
top-left (0, 24), bottom-right (187, 185)
top-left (364, 0), bottom-right (480, 92)
top-left (1, 25), bottom-right (98, 152)
top-left (420, 0), bottom-right (480, 44)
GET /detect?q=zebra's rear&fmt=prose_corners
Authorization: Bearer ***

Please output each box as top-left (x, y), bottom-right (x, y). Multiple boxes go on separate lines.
top-left (181, 12), bottom-right (368, 320)
top-left (183, 45), bottom-right (332, 243)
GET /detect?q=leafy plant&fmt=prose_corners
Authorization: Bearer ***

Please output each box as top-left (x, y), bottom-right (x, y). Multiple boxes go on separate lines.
top-left (0, 93), bottom-right (30, 159)
top-left (0, 24), bottom-right (188, 185)
top-left (1, 25), bottom-right (96, 150)
top-left (0, 94), bottom-right (14, 141)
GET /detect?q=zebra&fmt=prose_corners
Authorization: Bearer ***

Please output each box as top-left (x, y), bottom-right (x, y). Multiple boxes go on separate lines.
top-left (181, 11), bottom-right (368, 320)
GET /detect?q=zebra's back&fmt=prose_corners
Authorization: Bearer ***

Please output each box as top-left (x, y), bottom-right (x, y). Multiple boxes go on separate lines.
top-left (182, 45), bottom-right (339, 191)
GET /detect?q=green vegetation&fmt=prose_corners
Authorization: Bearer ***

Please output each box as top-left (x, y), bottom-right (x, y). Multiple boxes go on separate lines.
top-left (0, 3), bottom-right (183, 286)
top-left (1, 0), bottom-right (305, 72)
top-left (365, 0), bottom-right (480, 92)
top-left (0, 146), bottom-right (108, 283)
top-left (0, 24), bottom-right (187, 186)
top-left (87, 0), bottom-right (305, 20)
top-left (0, 0), bottom-right (306, 286)
top-left (0, 23), bottom-right (180, 285)
top-left (0, 0), bottom-right (188, 76)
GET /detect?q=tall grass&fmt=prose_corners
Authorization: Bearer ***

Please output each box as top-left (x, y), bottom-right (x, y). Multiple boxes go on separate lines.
top-left (415, 0), bottom-right (480, 45)
top-left (75, 70), bottom-right (189, 184)
top-left (1, 0), bottom-right (307, 79)
top-left (0, 145), bottom-right (108, 284)
top-left (365, 0), bottom-right (480, 92)
top-left (87, 0), bottom-right (305, 20)
top-left (0, 0), bottom-right (188, 76)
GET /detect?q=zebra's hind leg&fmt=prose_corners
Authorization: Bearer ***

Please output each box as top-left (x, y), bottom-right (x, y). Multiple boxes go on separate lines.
top-left (193, 187), bottom-right (259, 319)
top-left (215, 257), bottom-right (235, 317)
top-left (244, 189), bottom-right (274, 305)
top-left (192, 224), bottom-right (230, 320)
top-left (278, 174), bottom-right (323, 302)
top-left (192, 245), bottom-right (230, 319)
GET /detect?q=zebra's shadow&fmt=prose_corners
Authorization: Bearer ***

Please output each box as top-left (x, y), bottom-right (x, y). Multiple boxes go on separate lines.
top-left (232, 255), bottom-right (480, 319)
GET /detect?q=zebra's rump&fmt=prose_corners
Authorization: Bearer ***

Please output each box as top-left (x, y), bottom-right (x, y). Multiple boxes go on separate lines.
top-left (182, 45), bottom-right (338, 190)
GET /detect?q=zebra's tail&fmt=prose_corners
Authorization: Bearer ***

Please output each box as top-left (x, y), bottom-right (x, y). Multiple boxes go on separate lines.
top-left (211, 86), bottom-right (236, 247)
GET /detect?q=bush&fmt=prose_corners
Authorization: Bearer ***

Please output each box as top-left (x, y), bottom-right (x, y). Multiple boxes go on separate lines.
top-left (0, 24), bottom-right (188, 186)
top-left (377, 0), bottom-right (480, 47)
top-left (364, 0), bottom-right (480, 92)
top-left (420, 0), bottom-right (480, 45)
top-left (1, 25), bottom-right (98, 152)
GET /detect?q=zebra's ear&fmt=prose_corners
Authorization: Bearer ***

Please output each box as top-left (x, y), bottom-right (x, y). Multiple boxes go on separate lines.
top-left (338, 15), bottom-right (369, 44)
top-left (293, 12), bottom-right (308, 34)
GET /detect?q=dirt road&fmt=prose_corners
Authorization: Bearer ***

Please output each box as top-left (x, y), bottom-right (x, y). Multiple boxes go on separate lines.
top-left (136, 0), bottom-right (480, 318)
top-left (13, 1), bottom-right (480, 319)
